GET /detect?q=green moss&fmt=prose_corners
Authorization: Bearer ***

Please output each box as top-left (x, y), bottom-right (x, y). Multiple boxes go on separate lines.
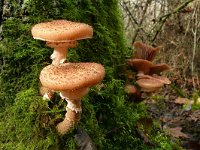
top-left (0, 0), bottom-right (176, 149)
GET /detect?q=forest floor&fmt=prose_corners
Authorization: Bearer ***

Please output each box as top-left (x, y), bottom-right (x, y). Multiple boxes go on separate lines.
top-left (144, 77), bottom-right (200, 150)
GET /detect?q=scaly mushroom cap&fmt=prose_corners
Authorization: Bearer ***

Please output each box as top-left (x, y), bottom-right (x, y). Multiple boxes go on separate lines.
top-left (127, 58), bottom-right (153, 75)
top-left (150, 63), bottom-right (170, 75)
top-left (136, 78), bottom-right (164, 92)
top-left (133, 41), bottom-right (161, 61)
top-left (40, 62), bottom-right (105, 91)
top-left (31, 20), bottom-right (93, 42)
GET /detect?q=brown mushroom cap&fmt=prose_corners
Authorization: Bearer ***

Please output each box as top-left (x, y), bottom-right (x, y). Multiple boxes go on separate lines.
top-left (152, 74), bottom-right (171, 84)
top-left (31, 20), bottom-right (93, 42)
top-left (40, 62), bottom-right (105, 91)
top-left (133, 41), bottom-right (161, 61)
top-left (136, 78), bottom-right (164, 92)
top-left (150, 63), bottom-right (170, 75)
top-left (127, 58), bottom-right (153, 74)
top-left (137, 74), bottom-right (171, 85)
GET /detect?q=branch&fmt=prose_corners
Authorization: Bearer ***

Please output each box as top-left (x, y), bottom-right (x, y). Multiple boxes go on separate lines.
top-left (150, 0), bottom-right (194, 42)
top-left (132, 0), bottom-right (153, 44)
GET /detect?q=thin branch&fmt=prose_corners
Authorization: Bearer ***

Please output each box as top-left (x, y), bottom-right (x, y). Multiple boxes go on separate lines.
top-left (150, 0), bottom-right (194, 42)
top-left (132, 0), bottom-right (153, 43)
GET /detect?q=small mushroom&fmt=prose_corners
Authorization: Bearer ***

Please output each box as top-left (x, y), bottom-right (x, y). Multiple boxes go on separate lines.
top-left (136, 78), bottom-right (164, 92)
top-left (127, 58), bottom-right (153, 75)
top-left (40, 62), bottom-right (105, 134)
top-left (31, 20), bottom-right (93, 65)
top-left (133, 41), bottom-right (161, 61)
top-left (124, 84), bottom-right (138, 95)
top-left (149, 63), bottom-right (170, 75)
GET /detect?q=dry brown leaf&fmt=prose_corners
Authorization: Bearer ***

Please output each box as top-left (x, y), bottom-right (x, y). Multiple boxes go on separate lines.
top-left (189, 110), bottom-right (200, 122)
top-left (163, 126), bottom-right (189, 139)
top-left (174, 97), bottom-right (192, 104)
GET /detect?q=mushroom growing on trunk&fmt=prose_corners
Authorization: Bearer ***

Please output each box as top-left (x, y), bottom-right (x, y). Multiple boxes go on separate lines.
top-left (127, 58), bottom-right (153, 75)
top-left (149, 63), bottom-right (170, 75)
top-left (40, 62), bottom-right (105, 134)
top-left (31, 20), bottom-right (93, 66)
top-left (133, 41), bottom-right (161, 61)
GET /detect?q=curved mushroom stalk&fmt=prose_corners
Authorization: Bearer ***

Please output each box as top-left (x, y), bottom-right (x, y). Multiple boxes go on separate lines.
top-left (57, 88), bottom-right (89, 134)
top-left (39, 63), bottom-right (105, 134)
top-left (47, 41), bottom-right (77, 65)
top-left (57, 107), bottom-right (81, 135)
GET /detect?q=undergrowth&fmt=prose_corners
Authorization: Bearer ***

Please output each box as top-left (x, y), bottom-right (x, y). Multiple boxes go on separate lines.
top-left (0, 0), bottom-right (178, 149)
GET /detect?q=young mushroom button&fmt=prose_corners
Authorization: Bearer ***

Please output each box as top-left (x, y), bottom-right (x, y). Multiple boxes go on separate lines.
top-left (39, 62), bottom-right (105, 134)
top-left (31, 20), bottom-right (93, 65)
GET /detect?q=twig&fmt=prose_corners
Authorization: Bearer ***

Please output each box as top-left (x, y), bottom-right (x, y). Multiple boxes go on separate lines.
top-left (120, 1), bottom-right (139, 25)
top-left (132, 0), bottom-right (153, 44)
top-left (150, 0), bottom-right (194, 42)
top-left (191, 5), bottom-right (198, 89)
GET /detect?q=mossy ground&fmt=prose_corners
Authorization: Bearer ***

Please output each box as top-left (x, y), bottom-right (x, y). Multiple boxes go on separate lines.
top-left (0, 0), bottom-right (179, 149)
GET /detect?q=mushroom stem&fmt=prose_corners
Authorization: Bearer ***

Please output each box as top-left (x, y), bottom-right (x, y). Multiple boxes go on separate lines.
top-left (57, 87), bottom-right (90, 134)
top-left (50, 47), bottom-right (68, 65)
top-left (46, 41), bottom-right (77, 66)
top-left (56, 107), bottom-right (81, 135)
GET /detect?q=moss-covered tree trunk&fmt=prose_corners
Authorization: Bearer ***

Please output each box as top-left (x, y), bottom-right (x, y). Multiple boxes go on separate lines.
top-left (0, 1), bottom-right (176, 150)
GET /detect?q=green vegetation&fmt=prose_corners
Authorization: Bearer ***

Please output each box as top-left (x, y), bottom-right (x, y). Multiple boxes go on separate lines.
top-left (0, 0), bottom-right (177, 149)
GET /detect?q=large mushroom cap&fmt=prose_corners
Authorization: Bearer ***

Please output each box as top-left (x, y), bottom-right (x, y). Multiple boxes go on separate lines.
top-left (40, 63), bottom-right (105, 91)
top-left (31, 20), bottom-right (93, 42)
top-left (150, 63), bottom-right (170, 75)
top-left (127, 58), bottom-right (153, 75)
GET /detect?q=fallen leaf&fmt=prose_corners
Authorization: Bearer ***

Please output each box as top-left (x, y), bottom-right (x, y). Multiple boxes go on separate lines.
top-left (189, 110), bottom-right (200, 122)
top-left (175, 97), bottom-right (188, 104)
top-left (163, 126), bottom-right (189, 139)
top-left (175, 97), bottom-right (193, 104)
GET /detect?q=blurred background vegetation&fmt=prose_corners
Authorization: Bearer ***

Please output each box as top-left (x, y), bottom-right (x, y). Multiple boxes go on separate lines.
top-left (121, 0), bottom-right (199, 90)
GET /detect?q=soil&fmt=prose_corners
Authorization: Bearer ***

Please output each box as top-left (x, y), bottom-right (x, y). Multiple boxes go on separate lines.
top-left (144, 82), bottom-right (200, 150)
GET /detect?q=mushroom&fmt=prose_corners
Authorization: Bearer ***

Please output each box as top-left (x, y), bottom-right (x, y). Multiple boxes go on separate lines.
top-left (133, 41), bottom-right (161, 61)
top-left (137, 74), bottom-right (171, 84)
top-left (31, 20), bottom-right (93, 65)
top-left (136, 78), bottom-right (164, 92)
top-left (124, 84), bottom-right (138, 95)
top-left (40, 62), bottom-right (105, 134)
top-left (127, 58), bottom-right (153, 75)
top-left (149, 63), bottom-right (170, 75)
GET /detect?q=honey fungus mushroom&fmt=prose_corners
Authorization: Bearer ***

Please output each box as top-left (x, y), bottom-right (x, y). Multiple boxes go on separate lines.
top-left (136, 78), bottom-right (164, 92)
top-left (149, 63), bottom-right (170, 75)
top-left (133, 41), bottom-right (161, 61)
top-left (31, 20), bottom-right (93, 65)
top-left (127, 58), bottom-right (153, 75)
top-left (40, 62), bottom-right (105, 134)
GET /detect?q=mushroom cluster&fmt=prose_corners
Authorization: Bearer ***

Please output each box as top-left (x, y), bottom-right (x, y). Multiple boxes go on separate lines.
top-left (127, 41), bottom-right (171, 93)
top-left (32, 20), bottom-right (105, 134)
